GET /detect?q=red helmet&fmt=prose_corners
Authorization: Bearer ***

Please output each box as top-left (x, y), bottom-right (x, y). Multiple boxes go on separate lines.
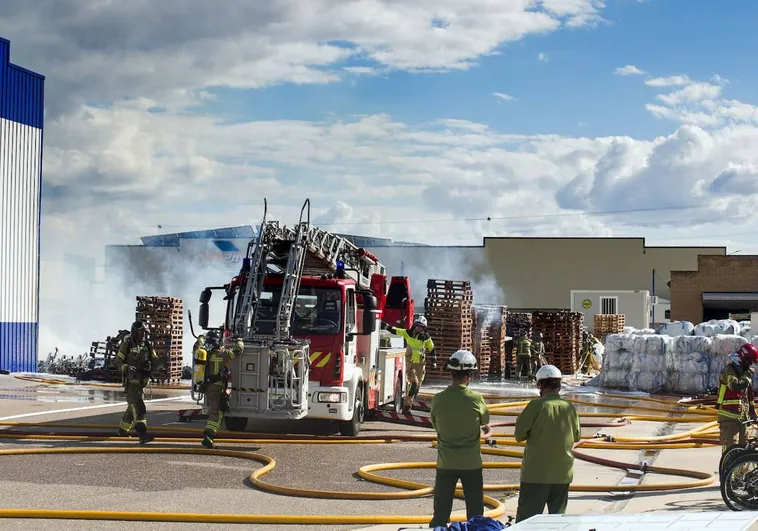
top-left (738, 344), bottom-right (758, 364)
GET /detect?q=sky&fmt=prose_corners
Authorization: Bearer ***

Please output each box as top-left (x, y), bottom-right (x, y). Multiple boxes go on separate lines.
top-left (3, 0), bottom-right (758, 263)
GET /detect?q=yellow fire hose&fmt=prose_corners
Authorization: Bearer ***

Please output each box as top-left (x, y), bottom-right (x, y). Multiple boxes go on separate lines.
top-left (0, 384), bottom-right (725, 524)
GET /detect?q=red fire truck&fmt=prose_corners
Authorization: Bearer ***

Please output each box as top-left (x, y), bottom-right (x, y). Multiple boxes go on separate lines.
top-left (197, 199), bottom-right (416, 435)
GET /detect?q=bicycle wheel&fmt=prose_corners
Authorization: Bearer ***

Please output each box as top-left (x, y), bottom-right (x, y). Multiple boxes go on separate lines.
top-left (721, 451), bottom-right (758, 511)
top-left (721, 444), bottom-right (748, 481)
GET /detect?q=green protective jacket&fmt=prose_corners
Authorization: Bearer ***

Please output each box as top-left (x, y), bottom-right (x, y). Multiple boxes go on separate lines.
top-left (115, 335), bottom-right (162, 387)
top-left (430, 384), bottom-right (490, 470)
top-left (514, 392), bottom-right (581, 484)
top-left (530, 341), bottom-right (545, 360)
top-left (206, 338), bottom-right (245, 388)
top-left (517, 338), bottom-right (532, 358)
top-left (388, 326), bottom-right (435, 365)
top-left (717, 363), bottom-right (755, 422)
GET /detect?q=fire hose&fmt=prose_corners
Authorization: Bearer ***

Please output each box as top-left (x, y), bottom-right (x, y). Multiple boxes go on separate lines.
top-left (0, 393), bottom-right (722, 525)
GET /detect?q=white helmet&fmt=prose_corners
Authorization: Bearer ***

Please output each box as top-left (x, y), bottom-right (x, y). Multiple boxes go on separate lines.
top-left (446, 349), bottom-right (477, 371)
top-left (535, 364), bottom-right (562, 381)
top-left (414, 315), bottom-right (428, 328)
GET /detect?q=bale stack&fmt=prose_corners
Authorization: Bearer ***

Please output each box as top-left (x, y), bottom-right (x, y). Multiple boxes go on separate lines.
top-left (472, 305), bottom-right (508, 381)
top-left (135, 296), bottom-right (184, 384)
top-left (424, 280), bottom-right (474, 380)
top-left (505, 313), bottom-right (533, 377)
top-left (532, 310), bottom-right (584, 374)
top-left (593, 314), bottom-right (626, 343)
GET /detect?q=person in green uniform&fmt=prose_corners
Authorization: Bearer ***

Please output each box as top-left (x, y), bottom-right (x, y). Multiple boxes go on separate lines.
top-left (383, 315), bottom-right (437, 413)
top-left (530, 332), bottom-right (546, 374)
top-left (514, 364), bottom-right (581, 523)
top-left (429, 349), bottom-right (491, 528)
top-left (114, 320), bottom-right (167, 444)
top-left (516, 334), bottom-right (533, 379)
top-left (200, 330), bottom-right (245, 449)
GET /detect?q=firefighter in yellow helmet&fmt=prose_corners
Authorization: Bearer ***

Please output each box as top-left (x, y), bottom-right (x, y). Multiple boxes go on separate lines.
top-left (115, 320), bottom-right (167, 443)
top-left (199, 329), bottom-right (245, 449)
top-left (383, 315), bottom-right (436, 414)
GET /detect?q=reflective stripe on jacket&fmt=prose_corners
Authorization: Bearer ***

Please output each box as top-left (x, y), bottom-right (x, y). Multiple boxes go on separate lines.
top-left (206, 339), bottom-right (244, 387)
top-left (717, 363), bottom-right (751, 421)
top-left (390, 327), bottom-right (434, 364)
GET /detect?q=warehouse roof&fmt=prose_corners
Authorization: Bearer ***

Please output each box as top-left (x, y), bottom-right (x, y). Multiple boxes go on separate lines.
top-left (140, 225), bottom-right (256, 247)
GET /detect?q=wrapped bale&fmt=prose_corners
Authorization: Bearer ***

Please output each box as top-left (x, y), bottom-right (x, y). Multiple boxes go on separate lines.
top-left (695, 319), bottom-right (741, 337)
top-left (658, 321), bottom-right (695, 337)
top-left (598, 333), bottom-right (671, 392)
top-left (708, 334), bottom-right (749, 390)
top-left (669, 335), bottom-right (712, 394)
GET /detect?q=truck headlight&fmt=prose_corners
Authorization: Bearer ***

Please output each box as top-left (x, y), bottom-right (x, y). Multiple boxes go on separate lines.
top-left (317, 392), bottom-right (347, 403)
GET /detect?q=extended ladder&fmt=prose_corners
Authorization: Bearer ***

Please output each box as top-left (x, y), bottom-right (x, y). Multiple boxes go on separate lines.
top-left (233, 199), bottom-right (270, 337)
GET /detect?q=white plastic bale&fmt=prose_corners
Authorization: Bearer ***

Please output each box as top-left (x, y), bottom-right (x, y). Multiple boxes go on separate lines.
top-left (711, 334), bottom-right (748, 356)
top-left (631, 371), bottom-right (667, 392)
top-left (673, 335), bottom-right (712, 354)
top-left (671, 373), bottom-right (708, 394)
top-left (658, 321), bottom-right (695, 337)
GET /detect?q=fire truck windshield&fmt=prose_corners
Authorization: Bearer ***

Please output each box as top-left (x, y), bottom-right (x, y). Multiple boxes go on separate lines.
top-left (256, 286), bottom-right (342, 335)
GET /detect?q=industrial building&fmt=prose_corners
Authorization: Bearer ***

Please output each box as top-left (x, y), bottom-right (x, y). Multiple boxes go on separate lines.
top-left (107, 231), bottom-right (726, 329)
top-left (0, 37), bottom-right (45, 372)
top-left (670, 255), bottom-right (758, 324)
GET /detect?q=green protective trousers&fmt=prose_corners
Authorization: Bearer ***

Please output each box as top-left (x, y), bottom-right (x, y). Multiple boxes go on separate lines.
top-left (515, 482), bottom-right (570, 523)
top-left (429, 468), bottom-right (484, 528)
top-left (719, 418), bottom-right (747, 453)
top-left (204, 385), bottom-right (225, 438)
top-left (119, 383), bottom-right (148, 434)
top-left (516, 356), bottom-right (532, 378)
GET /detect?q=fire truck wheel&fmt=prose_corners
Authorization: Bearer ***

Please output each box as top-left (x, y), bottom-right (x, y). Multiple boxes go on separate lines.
top-left (339, 386), bottom-right (364, 436)
top-left (223, 416), bottom-right (248, 432)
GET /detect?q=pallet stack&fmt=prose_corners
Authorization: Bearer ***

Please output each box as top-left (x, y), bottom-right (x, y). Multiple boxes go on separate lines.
top-left (505, 313), bottom-right (533, 378)
top-left (135, 296), bottom-right (184, 384)
top-left (424, 280), bottom-right (474, 380)
top-left (531, 310), bottom-right (584, 375)
top-left (593, 314), bottom-right (626, 342)
top-left (472, 305), bottom-right (508, 381)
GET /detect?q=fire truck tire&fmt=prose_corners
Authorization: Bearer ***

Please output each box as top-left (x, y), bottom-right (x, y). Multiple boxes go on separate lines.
top-left (223, 417), bottom-right (248, 432)
top-left (339, 386), bottom-right (364, 436)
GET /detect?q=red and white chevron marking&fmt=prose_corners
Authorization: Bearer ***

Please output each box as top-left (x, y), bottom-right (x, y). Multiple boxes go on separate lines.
top-left (374, 410), bottom-right (433, 426)
top-left (411, 400), bottom-right (432, 411)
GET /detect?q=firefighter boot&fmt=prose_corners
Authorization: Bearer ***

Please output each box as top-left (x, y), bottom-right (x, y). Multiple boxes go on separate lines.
top-left (201, 429), bottom-right (215, 449)
top-left (116, 428), bottom-right (129, 437)
top-left (135, 424), bottom-right (154, 444)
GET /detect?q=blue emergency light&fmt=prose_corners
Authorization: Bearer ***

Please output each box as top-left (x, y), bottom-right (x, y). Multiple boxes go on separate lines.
top-left (336, 260), bottom-right (345, 271)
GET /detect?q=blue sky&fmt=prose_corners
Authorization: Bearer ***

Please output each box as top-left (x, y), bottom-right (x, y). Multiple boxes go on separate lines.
top-left (201, 1), bottom-right (758, 140)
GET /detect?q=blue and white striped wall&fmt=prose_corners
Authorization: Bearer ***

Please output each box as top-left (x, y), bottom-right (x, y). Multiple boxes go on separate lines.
top-left (0, 37), bottom-right (45, 373)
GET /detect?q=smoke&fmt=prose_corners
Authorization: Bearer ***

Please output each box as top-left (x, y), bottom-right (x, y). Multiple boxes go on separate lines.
top-left (366, 246), bottom-right (509, 309)
top-left (38, 246), bottom-right (238, 366)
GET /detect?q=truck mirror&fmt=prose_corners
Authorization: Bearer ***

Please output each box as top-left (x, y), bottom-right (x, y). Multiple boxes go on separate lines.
top-left (199, 303), bottom-right (210, 329)
top-left (199, 288), bottom-right (212, 304)
top-left (362, 294), bottom-right (377, 334)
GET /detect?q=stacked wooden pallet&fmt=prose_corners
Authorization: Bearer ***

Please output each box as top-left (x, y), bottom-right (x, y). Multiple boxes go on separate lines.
top-left (472, 305), bottom-right (508, 381)
top-left (135, 296), bottom-right (184, 384)
top-left (593, 314), bottom-right (626, 342)
top-left (505, 312), bottom-right (533, 377)
top-left (424, 280), bottom-right (474, 380)
top-left (532, 310), bottom-right (584, 375)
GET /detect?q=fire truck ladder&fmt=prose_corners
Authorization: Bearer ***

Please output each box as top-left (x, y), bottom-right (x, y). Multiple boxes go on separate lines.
top-left (273, 199), bottom-right (311, 341)
top-left (280, 224), bottom-right (386, 291)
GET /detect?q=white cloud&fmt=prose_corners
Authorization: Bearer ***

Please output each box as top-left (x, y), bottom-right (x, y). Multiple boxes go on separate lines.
top-left (538, 52), bottom-right (550, 62)
top-left (615, 65), bottom-right (646, 76)
top-left (492, 91), bottom-right (515, 101)
top-left (645, 75), bottom-right (693, 87)
top-left (0, 0), bottom-right (608, 117)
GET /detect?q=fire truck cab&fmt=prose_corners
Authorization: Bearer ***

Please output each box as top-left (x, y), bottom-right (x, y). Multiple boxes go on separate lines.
top-left (196, 199), bottom-right (412, 436)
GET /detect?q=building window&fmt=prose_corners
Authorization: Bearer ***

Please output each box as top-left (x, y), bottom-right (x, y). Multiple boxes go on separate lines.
top-left (600, 296), bottom-right (618, 315)
top-left (665, 309), bottom-right (671, 319)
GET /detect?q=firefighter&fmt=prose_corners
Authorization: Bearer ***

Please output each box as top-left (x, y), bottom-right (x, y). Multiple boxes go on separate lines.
top-left (516, 333), bottom-right (533, 379)
top-left (115, 320), bottom-right (167, 443)
top-left (429, 349), bottom-right (491, 528)
top-left (382, 316), bottom-right (437, 414)
top-left (200, 330), bottom-right (245, 449)
top-left (717, 343), bottom-right (758, 453)
top-left (531, 332), bottom-right (546, 374)
top-left (514, 364), bottom-right (581, 522)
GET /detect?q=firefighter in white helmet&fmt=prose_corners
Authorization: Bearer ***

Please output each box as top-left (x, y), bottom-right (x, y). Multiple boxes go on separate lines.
top-left (428, 349), bottom-right (491, 528)
top-left (382, 315), bottom-right (437, 414)
top-left (514, 365), bottom-right (581, 522)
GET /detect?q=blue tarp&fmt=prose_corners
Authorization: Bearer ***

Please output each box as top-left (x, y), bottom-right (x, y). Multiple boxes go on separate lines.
top-left (433, 516), bottom-right (507, 531)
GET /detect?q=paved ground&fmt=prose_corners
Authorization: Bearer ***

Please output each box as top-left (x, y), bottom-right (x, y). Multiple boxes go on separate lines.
top-left (0, 373), bottom-right (737, 531)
